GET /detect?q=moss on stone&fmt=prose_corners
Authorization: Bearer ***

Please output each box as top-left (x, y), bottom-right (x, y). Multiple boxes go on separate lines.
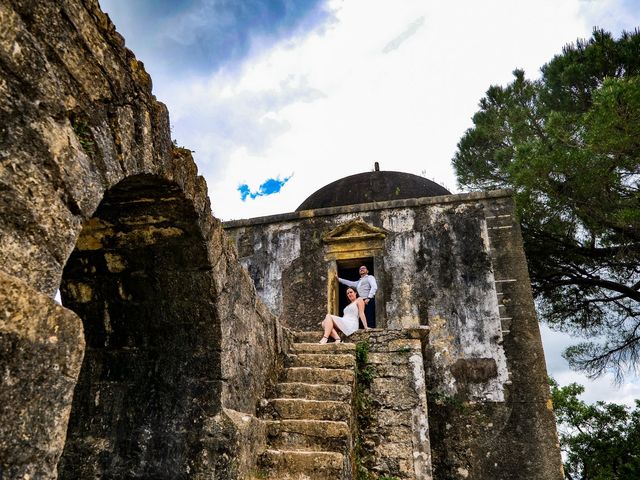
top-left (70, 115), bottom-right (95, 156)
top-left (354, 341), bottom-right (375, 480)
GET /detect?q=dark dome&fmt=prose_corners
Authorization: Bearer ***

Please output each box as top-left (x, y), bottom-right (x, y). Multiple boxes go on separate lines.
top-left (296, 170), bottom-right (451, 211)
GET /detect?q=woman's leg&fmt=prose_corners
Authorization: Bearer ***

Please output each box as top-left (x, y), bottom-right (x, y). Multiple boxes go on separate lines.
top-left (320, 315), bottom-right (334, 343)
top-left (330, 328), bottom-right (341, 341)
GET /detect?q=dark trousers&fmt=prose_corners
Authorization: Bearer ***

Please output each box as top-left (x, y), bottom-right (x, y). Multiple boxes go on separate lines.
top-left (364, 298), bottom-right (376, 328)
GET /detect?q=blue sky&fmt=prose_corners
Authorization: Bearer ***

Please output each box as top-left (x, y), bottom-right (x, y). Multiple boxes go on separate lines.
top-left (239, 174), bottom-right (292, 200)
top-left (101, 0), bottom-right (331, 77)
top-left (99, 0), bottom-right (640, 404)
top-left (101, 0), bottom-right (640, 221)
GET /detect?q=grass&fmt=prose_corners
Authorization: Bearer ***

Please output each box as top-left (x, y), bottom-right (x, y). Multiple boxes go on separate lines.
top-left (172, 139), bottom-right (194, 156)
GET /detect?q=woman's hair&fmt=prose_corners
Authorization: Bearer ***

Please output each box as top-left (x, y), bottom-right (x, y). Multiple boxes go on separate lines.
top-left (346, 287), bottom-right (358, 297)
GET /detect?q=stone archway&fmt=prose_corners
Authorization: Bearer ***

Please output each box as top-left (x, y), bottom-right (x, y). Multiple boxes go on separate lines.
top-left (56, 174), bottom-right (221, 478)
top-left (0, 2), bottom-right (224, 476)
top-left (1, 3), bottom-right (283, 478)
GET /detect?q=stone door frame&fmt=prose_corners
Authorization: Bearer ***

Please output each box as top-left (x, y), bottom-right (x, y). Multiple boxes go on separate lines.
top-left (322, 219), bottom-right (387, 328)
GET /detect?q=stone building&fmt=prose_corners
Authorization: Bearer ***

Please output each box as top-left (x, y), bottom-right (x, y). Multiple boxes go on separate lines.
top-left (0, 1), bottom-right (562, 479)
top-left (224, 171), bottom-right (564, 479)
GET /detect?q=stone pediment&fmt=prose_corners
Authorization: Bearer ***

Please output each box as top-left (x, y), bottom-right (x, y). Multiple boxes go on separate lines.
top-left (322, 220), bottom-right (386, 261)
top-left (322, 220), bottom-right (386, 244)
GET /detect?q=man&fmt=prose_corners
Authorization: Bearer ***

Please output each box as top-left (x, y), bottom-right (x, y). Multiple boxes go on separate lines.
top-left (338, 265), bottom-right (377, 328)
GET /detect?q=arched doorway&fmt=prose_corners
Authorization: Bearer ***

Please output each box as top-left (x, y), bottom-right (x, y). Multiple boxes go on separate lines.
top-left (57, 174), bottom-right (220, 478)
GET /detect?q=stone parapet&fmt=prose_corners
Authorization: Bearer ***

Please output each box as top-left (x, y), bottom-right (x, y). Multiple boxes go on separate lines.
top-left (0, 1), bottom-right (289, 477)
top-left (224, 189), bottom-right (513, 228)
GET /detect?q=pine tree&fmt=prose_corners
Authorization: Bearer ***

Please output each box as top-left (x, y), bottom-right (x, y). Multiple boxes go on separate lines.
top-left (453, 29), bottom-right (640, 379)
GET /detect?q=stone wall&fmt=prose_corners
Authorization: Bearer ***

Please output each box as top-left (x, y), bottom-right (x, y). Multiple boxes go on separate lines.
top-left (351, 329), bottom-right (432, 480)
top-left (0, 272), bottom-right (85, 480)
top-left (0, 1), bottom-right (286, 478)
top-left (224, 192), bottom-right (564, 480)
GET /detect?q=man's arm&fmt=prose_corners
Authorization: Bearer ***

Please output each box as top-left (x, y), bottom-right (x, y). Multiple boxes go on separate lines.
top-left (338, 277), bottom-right (358, 288)
top-left (368, 276), bottom-right (378, 298)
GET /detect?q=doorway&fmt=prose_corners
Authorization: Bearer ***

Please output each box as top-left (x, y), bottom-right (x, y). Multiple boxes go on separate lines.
top-left (337, 258), bottom-right (374, 328)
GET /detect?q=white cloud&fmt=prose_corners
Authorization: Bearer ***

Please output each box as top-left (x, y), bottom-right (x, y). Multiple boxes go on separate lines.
top-left (154, 0), bottom-right (640, 220)
top-left (138, 0), bottom-right (640, 402)
top-left (578, 0), bottom-right (640, 34)
top-left (382, 16), bottom-right (426, 54)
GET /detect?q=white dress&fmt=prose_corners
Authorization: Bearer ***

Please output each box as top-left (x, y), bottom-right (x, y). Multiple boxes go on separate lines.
top-left (330, 301), bottom-right (360, 336)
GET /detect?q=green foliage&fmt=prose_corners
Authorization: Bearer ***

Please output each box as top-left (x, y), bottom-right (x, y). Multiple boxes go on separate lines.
top-left (550, 377), bottom-right (640, 479)
top-left (354, 341), bottom-right (374, 480)
top-left (171, 139), bottom-right (194, 155)
top-left (355, 341), bottom-right (374, 387)
top-left (453, 29), bottom-right (640, 380)
top-left (71, 117), bottom-right (95, 156)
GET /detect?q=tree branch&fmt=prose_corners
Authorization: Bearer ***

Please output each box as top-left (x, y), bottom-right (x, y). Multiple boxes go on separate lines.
top-left (547, 277), bottom-right (640, 302)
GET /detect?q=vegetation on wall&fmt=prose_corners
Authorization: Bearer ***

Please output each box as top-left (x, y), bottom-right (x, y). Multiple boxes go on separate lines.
top-left (171, 139), bottom-right (195, 157)
top-left (354, 341), bottom-right (375, 480)
top-left (453, 29), bottom-right (640, 380)
top-left (70, 114), bottom-right (95, 156)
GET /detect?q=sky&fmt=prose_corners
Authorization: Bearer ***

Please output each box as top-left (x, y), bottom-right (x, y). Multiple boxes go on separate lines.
top-left (98, 0), bottom-right (640, 405)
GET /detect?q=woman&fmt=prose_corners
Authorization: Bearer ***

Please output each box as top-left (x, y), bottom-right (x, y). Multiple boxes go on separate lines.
top-left (319, 287), bottom-right (369, 344)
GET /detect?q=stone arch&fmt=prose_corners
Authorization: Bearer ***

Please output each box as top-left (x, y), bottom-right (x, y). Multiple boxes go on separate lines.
top-left (0, 2), bottom-right (226, 476)
top-left (2, 3), bottom-right (282, 478)
top-left (56, 173), bottom-right (221, 478)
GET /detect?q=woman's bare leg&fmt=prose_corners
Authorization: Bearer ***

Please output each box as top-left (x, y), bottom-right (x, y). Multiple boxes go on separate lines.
top-left (320, 315), bottom-right (334, 343)
top-left (330, 328), bottom-right (340, 340)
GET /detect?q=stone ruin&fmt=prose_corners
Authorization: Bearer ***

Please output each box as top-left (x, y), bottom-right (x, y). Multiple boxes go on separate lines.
top-left (0, 1), bottom-right (564, 479)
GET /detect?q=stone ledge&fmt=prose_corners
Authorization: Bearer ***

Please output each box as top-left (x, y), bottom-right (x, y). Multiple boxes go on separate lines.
top-left (223, 189), bottom-right (513, 228)
top-left (350, 327), bottom-right (429, 347)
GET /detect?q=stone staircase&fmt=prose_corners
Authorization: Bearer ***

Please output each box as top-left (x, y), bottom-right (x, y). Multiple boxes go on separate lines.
top-left (258, 331), bottom-right (357, 479)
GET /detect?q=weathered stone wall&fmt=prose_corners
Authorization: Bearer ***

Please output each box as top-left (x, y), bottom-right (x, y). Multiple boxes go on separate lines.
top-left (351, 329), bottom-right (432, 480)
top-left (422, 195), bottom-right (562, 480)
top-left (0, 1), bottom-right (286, 478)
top-left (225, 195), bottom-right (510, 403)
top-left (224, 192), bottom-right (564, 480)
top-left (0, 272), bottom-right (85, 480)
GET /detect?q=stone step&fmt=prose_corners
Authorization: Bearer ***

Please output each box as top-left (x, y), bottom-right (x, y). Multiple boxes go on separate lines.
top-left (284, 367), bottom-right (355, 385)
top-left (266, 419), bottom-right (350, 452)
top-left (276, 382), bottom-right (353, 402)
top-left (265, 398), bottom-right (351, 422)
top-left (291, 342), bottom-right (356, 354)
top-left (259, 449), bottom-right (345, 480)
top-left (293, 331), bottom-right (342, 343)
top-left (287, 353), bottom-right (356, 369)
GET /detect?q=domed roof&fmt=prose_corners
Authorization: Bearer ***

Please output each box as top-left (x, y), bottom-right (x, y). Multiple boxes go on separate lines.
top-left (296, 170), bottom-right (451, 211)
